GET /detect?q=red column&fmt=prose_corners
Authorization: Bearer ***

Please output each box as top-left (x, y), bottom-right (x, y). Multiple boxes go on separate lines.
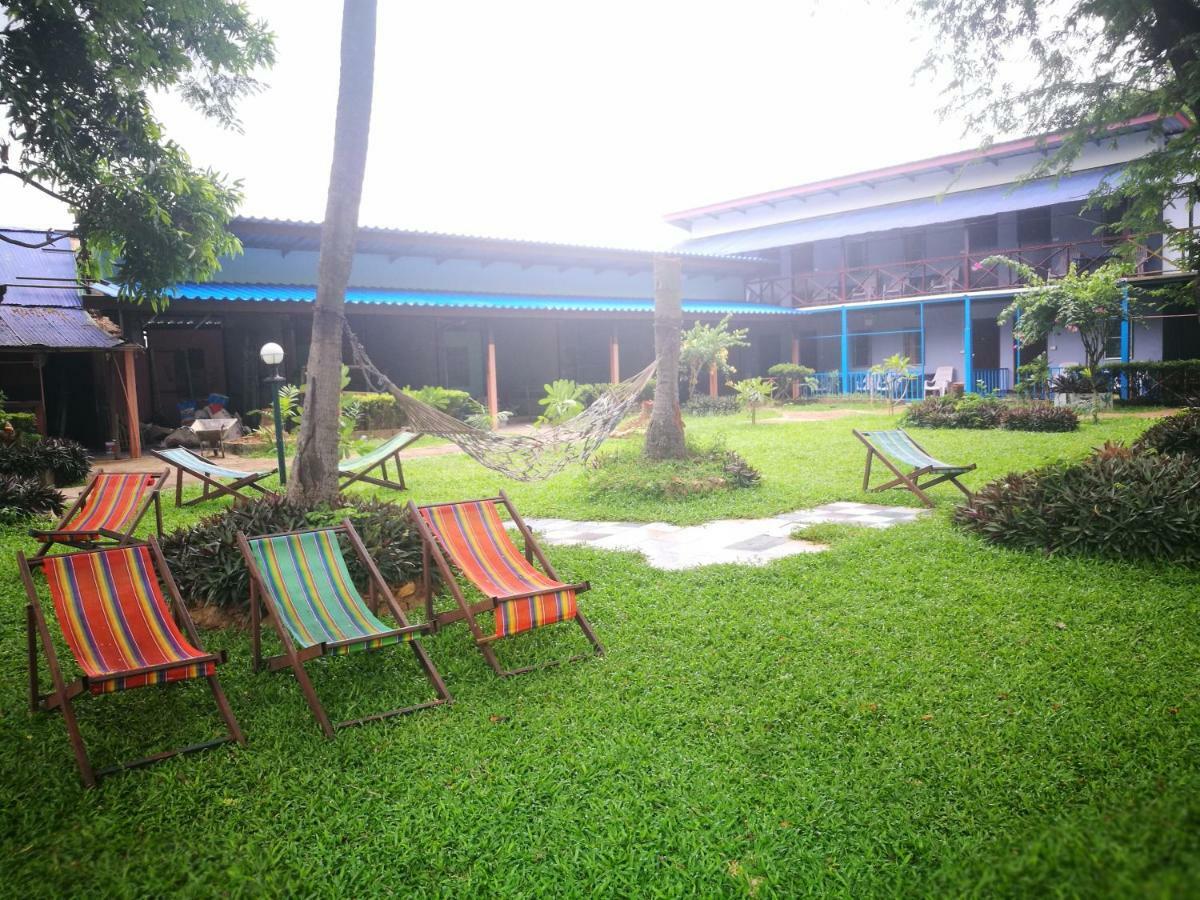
top-left (709, 364), bottom-right (719, 398)
top-left (791, 335), bottom-right (801, 400)
top-left (609, 327), bottom-right (620, 384)
top-left (486, 328), bottom-right (499, 429)
top-left (122, 348), bottom-right (142, 458)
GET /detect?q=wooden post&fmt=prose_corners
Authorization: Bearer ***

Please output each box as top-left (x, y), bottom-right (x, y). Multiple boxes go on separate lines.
top-left (708, 364), bottom-right (718, 398)
top-left (791, 335), bottom-right (801, 400)
top-left (486, 327), bottom-right (499, 429)
top-left (122, 347), bottom-right (142, 458)
top-left (609, 326), bottom-right (620, 384)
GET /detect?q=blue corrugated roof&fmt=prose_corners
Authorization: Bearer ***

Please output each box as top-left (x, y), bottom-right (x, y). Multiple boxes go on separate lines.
top-left (95, 281), bottom-right (799, 316)
top-left (0, 229), bottom-right (81, 307)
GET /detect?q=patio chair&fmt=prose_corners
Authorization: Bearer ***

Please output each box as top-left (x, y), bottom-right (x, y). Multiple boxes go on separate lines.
top-left (409, 492), bottom-right (604, 677)
top-left (236, 521), bottom-right (451, 736)
top-left (18, 540), bottom-right (245, 787)
top-left (338, 430), bottom-right (421, 492)
top-left (152, 447), bottom-right (276, 507)
top-left (923, 366), bottom-right (954, 397)
top-left (30, 470), bottom-right (168, 559)
top-left (853, 428), bottom-right (975, 508)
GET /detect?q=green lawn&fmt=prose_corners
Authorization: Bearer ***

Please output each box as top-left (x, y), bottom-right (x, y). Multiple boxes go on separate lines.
top-left (2, 411), bottom-right (1197, 896)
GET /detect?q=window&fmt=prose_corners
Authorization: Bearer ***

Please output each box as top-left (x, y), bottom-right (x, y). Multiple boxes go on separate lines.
top-left (902, 330), bottom-right (921, 363)
top-left (1017, 206), bottom-right (1052, 246)
top-left (851, 334), bottom-right (871, 368)
top-left (1104, 319), bottom-right (1129, 360)
top-left (844, 239), bottom-right (867, 269)
top-left (967, 216), bottom-right (999, 252)
top-left (903, 231), bottom-right (926, 262)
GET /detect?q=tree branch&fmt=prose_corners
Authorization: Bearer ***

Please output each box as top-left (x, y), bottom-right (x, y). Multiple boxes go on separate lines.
top-left (0, 166), bottom-right (73, 204)
top-left (0, 230), bottom-right (77, 249)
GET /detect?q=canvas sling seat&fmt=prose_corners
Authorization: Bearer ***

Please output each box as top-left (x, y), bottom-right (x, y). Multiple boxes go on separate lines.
top-left (853, 428), bottom-right (975, 508)
top-left (338, 430), bottom-right (420, 492)
top-left (410, 492), bottom-right (604, 677)
top-left (152, 447), bottom-right (276, 507)
top-left (31, 470), bottom-right (167, 559)
top-left (19, 540), bottom-right (244, 787)
top-left (236, 522), bottom-right (451, 736)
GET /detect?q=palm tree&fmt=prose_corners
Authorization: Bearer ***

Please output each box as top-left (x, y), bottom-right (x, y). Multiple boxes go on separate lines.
top-left (288, 0), bottom-right (377, 503)
top-left (645, 256), bottom-right (687, 459)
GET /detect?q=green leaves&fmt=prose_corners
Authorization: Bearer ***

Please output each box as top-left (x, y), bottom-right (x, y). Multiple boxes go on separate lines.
top-left (0, 0), bottom-right (275, 303)
top-left (536, 379), bottom-right (586, 426)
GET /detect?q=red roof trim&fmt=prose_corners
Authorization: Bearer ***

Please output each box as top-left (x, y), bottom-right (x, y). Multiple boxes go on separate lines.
top-left (664, 114), bottom-right (1189, 223)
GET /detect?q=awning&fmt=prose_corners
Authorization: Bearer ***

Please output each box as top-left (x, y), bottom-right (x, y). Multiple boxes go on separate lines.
top-left (679, 166), bottom-right (1123, 255)
top-left (0, 306), bottom-right (123, 349)
top-left (91, 281), bottom-right (798, 316)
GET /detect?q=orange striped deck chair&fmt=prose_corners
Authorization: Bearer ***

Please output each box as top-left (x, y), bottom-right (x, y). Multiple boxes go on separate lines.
top-left (31, 469), bottom-right (168, 558)
top-left (235, 520), bottom-right (451, 737)
top-left (18, 539), bottom-right (244, 788)
top-left (410, 492), bottom-right (604, 677)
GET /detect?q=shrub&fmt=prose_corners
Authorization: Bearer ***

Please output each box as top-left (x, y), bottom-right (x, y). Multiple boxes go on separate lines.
top-left (5, 412), bottom-right (39, 438)
top-left (682, 395), bottom-right (740, 416)
top-left (1000, 404), bottom-right (1079, 432)
top-left (0, 437), bottom-right (90, 485)
top-left (1133, 408), bottom-right (1200, 458)
top-left (588, 440), bottom-right (760, 500)
top-left (536, 379), bottom-right (585, 425)
top-left (953, 449), bottom-right (1200, 564)
top-left (1051, 366), bottom-right (1111, 395)
top-left (159, 495), bottom-right (430, 610)
top-left (901, 395), bottom-right (1005, 429)
top-left (1102, 358), bottom-right (1200, 406)
top-left (0, 474), bottom-right (65, 524)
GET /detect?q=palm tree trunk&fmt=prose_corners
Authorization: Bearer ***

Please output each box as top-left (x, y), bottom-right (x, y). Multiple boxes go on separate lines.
top-left (645, 255), bottom-right (687, 459)
top-left (288, 0), bottom-right (377, 504)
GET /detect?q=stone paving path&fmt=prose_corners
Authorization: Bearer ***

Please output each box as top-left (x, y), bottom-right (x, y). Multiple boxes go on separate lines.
top-left (524, 502), bottom-right (927, 570)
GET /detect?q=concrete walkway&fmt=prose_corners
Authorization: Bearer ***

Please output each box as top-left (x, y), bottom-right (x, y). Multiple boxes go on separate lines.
top-left (525, 502), bottom-right (926, 570)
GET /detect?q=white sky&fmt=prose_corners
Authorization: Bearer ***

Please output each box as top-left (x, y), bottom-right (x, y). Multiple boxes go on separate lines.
top-left (1, 0), bottom-right (991, 248)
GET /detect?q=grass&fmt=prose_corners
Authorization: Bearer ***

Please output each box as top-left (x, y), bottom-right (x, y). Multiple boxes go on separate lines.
top-left (2, 410), bottom-right (1198, 896)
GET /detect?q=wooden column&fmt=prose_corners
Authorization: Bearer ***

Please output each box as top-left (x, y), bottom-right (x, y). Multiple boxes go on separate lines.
top-left (708, 364), bottom-right (718, 398)
top-left (486, 327), bottom-right (499, 429)
top-left (791, 335), bottom-right (801, 400)
top-left (121, 347), bottom-right (142, 458)
top-left (609, 326), bottom-right (620, 384)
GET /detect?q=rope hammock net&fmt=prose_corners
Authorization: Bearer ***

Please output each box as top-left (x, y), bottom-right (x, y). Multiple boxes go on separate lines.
top-left (345, 325), bottom-right (656, 482)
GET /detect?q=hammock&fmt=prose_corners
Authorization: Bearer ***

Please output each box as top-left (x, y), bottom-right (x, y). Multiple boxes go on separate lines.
top-left (346, 326), bottom-right (656, 482)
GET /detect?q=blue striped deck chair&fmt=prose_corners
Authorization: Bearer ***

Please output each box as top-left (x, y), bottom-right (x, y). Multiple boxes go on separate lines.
top-left (338, 431), bottom-right (420, 493)
top-left (852, 428), bottom-right (975, 507)
top-left (152, 447), bottom-right (276, 507)
top-left (235, 520), bottom-right (451, 736)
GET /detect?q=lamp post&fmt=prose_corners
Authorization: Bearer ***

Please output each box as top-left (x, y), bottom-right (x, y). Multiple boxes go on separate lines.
top-left (260, 342), bottom-right (288, 485)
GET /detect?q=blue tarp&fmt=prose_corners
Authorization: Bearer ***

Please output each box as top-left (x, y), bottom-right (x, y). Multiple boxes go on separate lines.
top-left (681, 166), bottom-right (1123, 255)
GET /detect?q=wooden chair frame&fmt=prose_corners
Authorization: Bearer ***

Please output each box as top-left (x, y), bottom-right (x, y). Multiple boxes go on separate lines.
top-left (31, 469), bottom-right (168, 560)
top-left (19, 537), bottom-right (245, 788)
top-left (409, 491), bottom-right (604, 678)
top-left (338, 433), bottom-right (420, 493)
top-left (151, 448), bottom-right (276, 508)
top-left (853, 428), bottom-right (975, 508)
top-left (235, 519), bottom-right (452, 737)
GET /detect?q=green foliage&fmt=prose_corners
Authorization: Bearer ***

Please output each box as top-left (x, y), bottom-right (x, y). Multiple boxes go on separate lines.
top-left (681, 395), bottom-right (741, 416)
top-left (159, 495), bottom-right (429, 610)
top-left (955, 444), bottom-right (1200, 564)
top-left (588, 440), bottom-right (760, 500)
top-left (0, 474), bottom-right (64, 524)
top-left (767, 363), bottom-right (817, 399)
top-left (913, 1), bottom-right (1200, 303)
top-left (0, 1), bottom-right (275, 306)
top-left (1103, 358), bottom-right (1200, 406)
top-left (1051, 366), bottom-right (1112, 395)
top-left (1016, 352), bottom-right (1052, 398)
top-left (990, 258), bottom-right (1133, 375)
top-left (0, 437), bottom-right (90, 485)
top-left (4, 412), bottom-right (39, 438)
top-left (403, 385), bottom-right (480, 421)
top-left (727, 376), bottom-right (775, 424)
top-left (999, 404), bottom-right (1080, 433)
top-left (1134, 408), bottom-right (1200, 458)
top-left (536, 380), bottom-right (585, 426)
top-left (902, 395), bottom-right (1005, 429)
top-left (354, 393), bottom-right (406, 430)
top-left (680, 316), bottom-right (750, 398)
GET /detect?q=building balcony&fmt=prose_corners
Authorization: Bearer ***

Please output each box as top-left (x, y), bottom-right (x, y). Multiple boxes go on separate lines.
top-left (745, 231), bottom-right (1187, 308)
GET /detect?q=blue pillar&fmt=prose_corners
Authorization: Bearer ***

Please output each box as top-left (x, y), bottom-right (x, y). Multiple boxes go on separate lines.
top-left (840, 306), bottom-right (850, 394)
top-left (962, 294), bottom-right (973, 393)
top-left (918, 302), bottom-right (926, 397)
top-left (1119, 284), bottom-right (1130, 400)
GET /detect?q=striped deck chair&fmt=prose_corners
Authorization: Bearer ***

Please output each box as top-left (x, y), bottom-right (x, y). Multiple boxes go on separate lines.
top-left (31, 470), bottom-right (167, 559)
top-left (853, 428), bottom-right (975, 508)
top-left (152, 447), bottom-right (276, 507)
top-left (338, 431), bottom-right (420, 492)
top-left (410, 492), bottom-right (603, 677)
top-left (18, 540), bottom-right (244, 787)
top-left (236, 521), bottom-right (451, 736)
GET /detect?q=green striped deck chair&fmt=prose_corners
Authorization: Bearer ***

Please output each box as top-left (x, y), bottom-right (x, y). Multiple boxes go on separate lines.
top-left (853, 428), bottom-right (975, 508)
top-left (236, 520), bottom-right (451, 736)
top-left (338, 431), bottom-right (420, 493)
top-left (152, 447), bottom-right (276, 507)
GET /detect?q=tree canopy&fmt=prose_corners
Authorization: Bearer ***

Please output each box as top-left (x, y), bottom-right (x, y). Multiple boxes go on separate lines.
top-left (913, 0), bottom-right (1199, 294)
top-left (0, 1), bottom-right (275, 307)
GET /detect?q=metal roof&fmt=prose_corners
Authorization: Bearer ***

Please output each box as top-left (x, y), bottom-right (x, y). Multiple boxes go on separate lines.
top-left (664, 113), bottom-right (1190, 225)
top-left (0, 306), bottom-right (123, 349)
top-left (92, 281), bottom-right (797, 316)
top-left (0, 229), bottom-right (81, 307)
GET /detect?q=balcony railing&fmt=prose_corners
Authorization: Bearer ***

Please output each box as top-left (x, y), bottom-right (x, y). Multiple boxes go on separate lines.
top-left (746, 231), bottom-right (1188, 307)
